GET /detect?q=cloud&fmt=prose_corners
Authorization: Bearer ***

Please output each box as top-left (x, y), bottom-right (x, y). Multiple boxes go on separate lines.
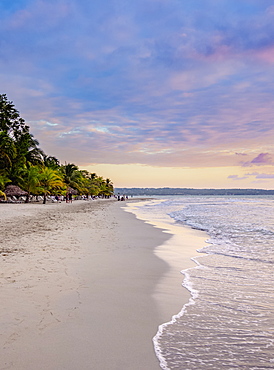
top-left (245, 172), bottom-right (259, 176)
top-left (2, 1), bottom-right (274, 172)
top-left (228, 175), bottom-right (248, 180)
top-left (251, 153), bottom-right (272, 164)
top-left (246, 172), bottom-right (274, 179)
top-left (256, 173), bottom-right (274, 179)
top-left (242, 153), bottom-right (273, 167)
top-left (228, 169), bottom-right (274, 183)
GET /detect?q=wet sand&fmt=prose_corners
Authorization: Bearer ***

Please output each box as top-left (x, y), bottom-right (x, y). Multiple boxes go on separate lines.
top-left (0, 199), bottom-right (203, 369)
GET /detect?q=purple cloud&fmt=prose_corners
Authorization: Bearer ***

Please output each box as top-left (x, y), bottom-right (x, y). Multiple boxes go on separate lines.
top-left (242, 153), bottom-right (273, 167)
top-left (251, 153), bottom-right (272, 164)
top-left (256, 173), bottom-right (274, 179)
top-left (228, 175), bottom-right (248, 180)
top-left (243, 172), bottom-right (274, 180)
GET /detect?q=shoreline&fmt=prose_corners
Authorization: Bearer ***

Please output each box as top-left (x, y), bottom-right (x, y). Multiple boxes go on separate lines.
top-left (124, 200), bottom-right (208, 323)
top-left (0, 199), bottom-right (206, 369)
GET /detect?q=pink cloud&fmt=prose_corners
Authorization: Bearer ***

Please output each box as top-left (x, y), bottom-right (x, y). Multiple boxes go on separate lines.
top-left (249, 45), bottom-right (274, 64)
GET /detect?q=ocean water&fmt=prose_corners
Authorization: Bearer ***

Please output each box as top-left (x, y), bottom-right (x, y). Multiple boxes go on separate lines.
top-left (128, 196), bottom-right (274, 370)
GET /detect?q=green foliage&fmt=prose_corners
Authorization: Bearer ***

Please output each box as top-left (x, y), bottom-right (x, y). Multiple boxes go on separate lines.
top-left (43, 155), bottom-right (60, 169)
top-left (39, 167), bottom-right (65, 204)
top-left (0, 94), bottom-right (29, 139)
top-left (0, 94), bottom-right (44, 184)
top-left (18, 165), bottom-right (42, 202)
top-left (0, 131), bottom-right (16, 170)
top-left (0, 174), bottom-right (11, 190)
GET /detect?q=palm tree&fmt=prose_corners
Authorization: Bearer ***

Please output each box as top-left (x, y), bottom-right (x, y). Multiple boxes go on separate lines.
top-left (39, 167), bottom-right (65, 204)
top-left (15, 132), bottom-right (44, 167)
top-left (0, 94), bottom-right (29, 138)
top-left (98, 178), bottom-right (113, 198)
top-left (0, 174), bottom-right (10, 200)
top-left (0, 131), bottom-right (16, 174)
top-left (0, 190), bottom-right (6, 200)
top-left (61, 163), bottom-right (78, 182)
top-left (61, 163), bottom-right (85, 193)
top-left (18, 165), bottom-right (42, 203)
top-left (106, 178), bottom-right (114, 191)
top-left (1, 132), bottom-right (44, 185)
top-left (43, 155), bottom-right (60, 169)
top-left (87, 183), bottom-right (99, 197)
top-left (0, 174), bottom-right (11, 189)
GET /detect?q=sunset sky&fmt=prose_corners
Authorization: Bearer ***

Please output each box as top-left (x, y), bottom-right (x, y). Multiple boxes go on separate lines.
top-left (1, 0), bottom-right (274, 188)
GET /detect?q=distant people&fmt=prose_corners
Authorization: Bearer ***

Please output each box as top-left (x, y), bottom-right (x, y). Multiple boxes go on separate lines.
top-left (68, 193), bottom-right (72, 203)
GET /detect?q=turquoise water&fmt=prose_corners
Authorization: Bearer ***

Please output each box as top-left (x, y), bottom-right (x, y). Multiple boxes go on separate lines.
top-left (130, 196), bottom-right (274, 370)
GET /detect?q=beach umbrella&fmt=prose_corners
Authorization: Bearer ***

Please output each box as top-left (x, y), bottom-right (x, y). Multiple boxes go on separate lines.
top-left (68, 187), bottom-right (78, 195)
top-left (4, 185), bottom-right (28, 197)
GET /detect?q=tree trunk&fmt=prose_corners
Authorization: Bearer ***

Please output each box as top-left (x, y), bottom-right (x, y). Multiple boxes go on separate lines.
top-left (43, 193), bottom-right (47, 204)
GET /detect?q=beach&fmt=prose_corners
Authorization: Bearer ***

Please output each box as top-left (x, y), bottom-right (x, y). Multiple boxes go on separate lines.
top-left (0, 199), bottom-right (202, 370)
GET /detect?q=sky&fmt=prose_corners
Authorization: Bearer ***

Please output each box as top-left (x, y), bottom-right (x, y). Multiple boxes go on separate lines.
top-left (1, 0), bottom-right (274, 188)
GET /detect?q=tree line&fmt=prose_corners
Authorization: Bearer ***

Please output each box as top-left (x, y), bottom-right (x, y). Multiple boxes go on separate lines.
top-left (0, 94), bottom-right (114, 203)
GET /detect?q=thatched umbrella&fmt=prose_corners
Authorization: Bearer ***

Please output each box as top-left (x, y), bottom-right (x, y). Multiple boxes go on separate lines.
top-left (4, 185), bottom-right (28, 197)
top-left (68, 187), bottom-right (78, 195)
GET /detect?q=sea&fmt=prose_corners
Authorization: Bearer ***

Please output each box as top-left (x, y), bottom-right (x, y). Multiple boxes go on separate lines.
top-left (127, 196), bottom-right (274, 370)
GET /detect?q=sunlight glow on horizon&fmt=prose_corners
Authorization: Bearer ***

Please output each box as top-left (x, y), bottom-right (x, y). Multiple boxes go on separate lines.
top-left (83, 164), bottom-right (274, 189)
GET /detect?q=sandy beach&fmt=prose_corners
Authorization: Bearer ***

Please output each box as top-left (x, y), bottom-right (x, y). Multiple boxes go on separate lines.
top-left (0, 199), bottom-right (203, 370)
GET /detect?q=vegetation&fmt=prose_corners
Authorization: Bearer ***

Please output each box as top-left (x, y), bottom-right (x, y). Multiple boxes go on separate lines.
top-left (0, 94), bottom-right (114, 202)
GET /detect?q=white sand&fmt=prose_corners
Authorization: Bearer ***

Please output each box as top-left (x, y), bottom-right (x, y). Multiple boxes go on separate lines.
top-left (0, 199), bottom-right (205, 369)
